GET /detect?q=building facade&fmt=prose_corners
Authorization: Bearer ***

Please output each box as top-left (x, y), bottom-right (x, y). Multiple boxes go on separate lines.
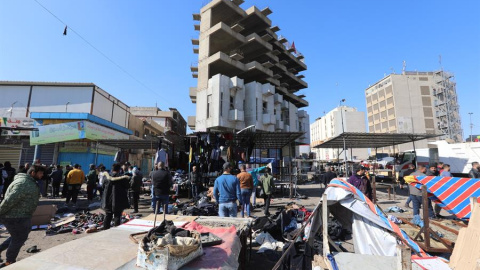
top-left (0, 81), bottom-right (169, 173)
top-left (365, 71), bottom-right (462, 153)
top-left (310, 106), bottom-right (368, 161)
top-left (188, 0), bottom-right (310, 144)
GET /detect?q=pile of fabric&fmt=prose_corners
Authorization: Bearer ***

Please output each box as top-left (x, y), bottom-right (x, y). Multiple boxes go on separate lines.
top-left (45, 211), bottom-right (141, 235)
top-left (137, 220), bottom-right (203, 270)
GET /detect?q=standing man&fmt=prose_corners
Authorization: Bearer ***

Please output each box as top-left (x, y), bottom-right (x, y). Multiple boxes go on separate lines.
top-left (260, 167), bottom-right (275, 216)
top-left (237, 164), bottom-right (253, 218)
top-left (49, 165), bottom-right (63, 198)
top-left (213, 163), bottom-right (242, 217)
top-left (66, 164), bottom-right (85, 207)
top-left (152, 162), bottom-right (172, 214)
top-left (321, 166), bottom-right (337, 187)
top-left (469, 162), bottom-right (480, 178)
top-left (1, 162), bottom-right (15, 199)
top-left (190, 166), bottom-right (200, 199)
top-left (440, 164), bottom-right (452, 177)
top-left (62, 165), bottom-right (72, 198)
top-left (348, 166), bottom-right (373, 200)
top-left (409, 165), bottom-right (435, 219)
top-left (426, 164), bottom-right (438, 176)
top-left (403, 164), bottom-right (416, 208)
top-left (129, 168), bottom-right (143, 213)
top-left (247, 164), bottom-right (268, 209)
top-left (86, 164), bottom-right (97, 203)
top-left (0, 165), bottom-right (44, 267)
top-left (102, 163), bottom-right (130, 229)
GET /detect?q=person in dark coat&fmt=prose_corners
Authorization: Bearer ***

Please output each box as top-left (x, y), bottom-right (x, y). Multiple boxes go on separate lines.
top-left (348, 165), bottom-right (372, 200)
top-left (129, 168), bottom-right (143, 213)
top-left (152, 162), bottom-right (172, 214)
top-left (101, 163), bottom-right (129, 230)
top-left (321, 166), bottom-right (337, 187)
top-left (49, 165), bottom-right (63, 198)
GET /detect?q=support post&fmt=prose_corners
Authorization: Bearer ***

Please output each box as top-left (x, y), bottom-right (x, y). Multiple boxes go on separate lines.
top-left (322, 193), bottom-right (331, 269)
top-left (396, 245), bottom-right (412, 270)
top-left (422, 185), bottom-right (431, 249)
top-left (372, 174), bottom-right (377, 203)
top-left (33, 144), bottom-right (39, 163)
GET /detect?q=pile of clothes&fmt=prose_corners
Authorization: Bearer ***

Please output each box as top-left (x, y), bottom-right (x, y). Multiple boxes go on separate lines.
top-left (45, 211), bottom-right (142, 236)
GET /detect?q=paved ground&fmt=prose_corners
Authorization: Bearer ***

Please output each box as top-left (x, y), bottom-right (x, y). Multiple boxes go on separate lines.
top-left (1, 180), bottom-right (445, 268)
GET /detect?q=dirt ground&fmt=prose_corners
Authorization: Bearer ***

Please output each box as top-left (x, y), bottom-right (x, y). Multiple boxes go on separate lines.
top-left (2, 180), bottom-right (430, 268)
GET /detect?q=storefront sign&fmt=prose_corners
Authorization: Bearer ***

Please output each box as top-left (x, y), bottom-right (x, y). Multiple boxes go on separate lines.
top-left (59, 142), bottom-right (89, 153)
top-left (0, 118), bottom-right (34, 136)
top-left (30, 121), bottom-right (129, 145)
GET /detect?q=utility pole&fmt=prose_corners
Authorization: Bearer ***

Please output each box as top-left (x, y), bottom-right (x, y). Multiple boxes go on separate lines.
top-left (340, 99), bottom-right (347, 175)
top-left (469, 112), bottom-right (473, 142)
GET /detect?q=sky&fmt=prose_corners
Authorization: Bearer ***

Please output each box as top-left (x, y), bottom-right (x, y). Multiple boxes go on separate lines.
top-left (1, 0), bottom-right (479, 137)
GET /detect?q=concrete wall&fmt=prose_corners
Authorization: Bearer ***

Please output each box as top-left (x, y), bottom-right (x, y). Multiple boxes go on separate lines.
top-left (0, 85), bottom-right (31, 118)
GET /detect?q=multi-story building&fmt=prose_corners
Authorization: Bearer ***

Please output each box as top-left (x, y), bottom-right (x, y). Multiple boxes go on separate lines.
top-left (188, 0), bottom-right (309, 144)
top-left (365, 71), bottom-right (462, 153)
top-left (130, 107), bottom-right (188, 169)
top-left (310, 106), bottom-right (367, 161)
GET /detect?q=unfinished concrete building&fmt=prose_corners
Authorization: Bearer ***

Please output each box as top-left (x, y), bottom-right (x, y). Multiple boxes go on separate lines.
top-left (188, 0), bottom-right (309, 143)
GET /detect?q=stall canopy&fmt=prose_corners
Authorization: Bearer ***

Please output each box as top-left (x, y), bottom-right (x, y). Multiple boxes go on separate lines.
top-left (313, 132), bottom-right (442, 149)
top-left (235, 125), bottom-right (304, 149)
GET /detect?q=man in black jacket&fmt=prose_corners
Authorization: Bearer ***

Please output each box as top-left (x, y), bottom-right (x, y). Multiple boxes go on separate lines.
top-left (469, 162), bottom-right (480, 178)
top-left (129, 168), bottom-right (143, 213)
top-left (101, 163), bottom-right (129, 230)
top-left (152, 162), bottom-right (172, 214)
top-left (190, 166), bottom-right (200, 199)
top-left (49, 165), bottom-right (63, 198)
top-left (321, 166), bottom-right (337, 187)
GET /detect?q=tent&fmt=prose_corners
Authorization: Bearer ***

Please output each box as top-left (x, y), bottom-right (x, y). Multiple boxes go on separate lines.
top-left (307, 178), bottom-right (428, 257)
top-left (408, 176), bottom-right (480, 219)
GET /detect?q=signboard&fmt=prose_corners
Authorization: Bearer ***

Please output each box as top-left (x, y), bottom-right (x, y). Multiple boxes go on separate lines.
top-left (59, 142), bottom-right (89, 153)
top-left (0, 118), bottom-right (34, 136)
top-left (30, 121), bottom-right (129, 145)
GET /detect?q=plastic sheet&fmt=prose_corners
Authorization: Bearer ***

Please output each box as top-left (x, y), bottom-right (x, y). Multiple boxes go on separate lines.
top-left (181, 221), bottom-right (241, 270)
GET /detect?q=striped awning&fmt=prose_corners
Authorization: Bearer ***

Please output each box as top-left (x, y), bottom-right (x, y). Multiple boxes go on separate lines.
top-left (411, 176), bottom-right (480, 219)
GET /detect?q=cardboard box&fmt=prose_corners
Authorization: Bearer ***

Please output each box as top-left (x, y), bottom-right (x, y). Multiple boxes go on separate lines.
top-left (31, 205), bottom-right (57, 226)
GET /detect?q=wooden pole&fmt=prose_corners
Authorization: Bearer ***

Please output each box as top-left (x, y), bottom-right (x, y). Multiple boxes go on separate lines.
top-left (396, 245), bottom-right (412, 270)
top-left (422, 185), bottom-right (430, 249)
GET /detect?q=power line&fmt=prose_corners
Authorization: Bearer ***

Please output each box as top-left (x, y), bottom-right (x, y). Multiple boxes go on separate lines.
top-left (32, 0), bottom-right (168, 107)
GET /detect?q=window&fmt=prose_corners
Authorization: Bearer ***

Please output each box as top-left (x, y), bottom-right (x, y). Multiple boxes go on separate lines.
top-left (220, 93), bottom-right (223, 116)
top-left (263, 101), bottom-right (267, 113)
top-left (230, 95), bottom-right (235, 110)
top-left (135, 130), bottom-right (140, 137)
top-left (207, 95), bottom-right (212, 118)
top-left (256, 98), bottom-right (258, 120)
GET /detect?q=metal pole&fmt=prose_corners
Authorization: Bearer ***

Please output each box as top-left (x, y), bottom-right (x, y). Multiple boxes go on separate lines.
top-left (469, 112), bottom-right (473, 142)
top-left (340, 99), bottom-right (347, 175)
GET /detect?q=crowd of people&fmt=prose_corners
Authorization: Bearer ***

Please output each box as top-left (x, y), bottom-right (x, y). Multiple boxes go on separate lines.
top-left (0, 161), bottom-right (144, 267)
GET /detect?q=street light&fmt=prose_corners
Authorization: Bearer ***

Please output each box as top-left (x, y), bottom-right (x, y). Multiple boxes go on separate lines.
top-left (340, 99), bottom-right (347, 175)
top-left (469, 112), bottom-right (473, 142)
top-left (7, 101), bottom-right (18, 117)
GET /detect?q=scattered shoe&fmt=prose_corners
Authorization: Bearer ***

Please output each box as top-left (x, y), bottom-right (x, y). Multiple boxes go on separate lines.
top-left (26, 245), bottom-right (40, 253)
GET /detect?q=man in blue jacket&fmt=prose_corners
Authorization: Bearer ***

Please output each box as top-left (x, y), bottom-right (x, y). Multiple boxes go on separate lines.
top-left (213, 163), bottom-right (242, 217)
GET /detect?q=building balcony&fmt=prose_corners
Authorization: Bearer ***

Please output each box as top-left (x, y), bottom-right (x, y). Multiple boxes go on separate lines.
top-left (284, 124), bottom-right (290, 132)
top-left (263, 114), bottom-right (275, 125)
top-left (262, 87), bottom-right (274, 97)
top-left (266, 77), bottom-right (280, 87)
top-left (228, 109), bottom-right (244, 122)
top-left (193, 14), bottom-right (201, 21)
top-left (281, 100), bottom-right (289, 110)
top-left (276, 120), bottom-right (284, 130)
top-left (298, 110), bottom-right (307, 118)
top-left (189, 87), bottom-right (197, 104)
top-left (205, 22), bottom-right (244, 57)
top-left (194, 24), bottom-right (200, 31)
top-left (274, 93), bottom-right (283, 104)
top-left (237, 6), bottom-right (272, 36)
top-left (187, 116), bottom-right (196, 130)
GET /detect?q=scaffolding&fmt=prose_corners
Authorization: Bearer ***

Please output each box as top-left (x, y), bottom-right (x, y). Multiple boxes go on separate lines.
top-left (432, 70), bottom-right (463, 142)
